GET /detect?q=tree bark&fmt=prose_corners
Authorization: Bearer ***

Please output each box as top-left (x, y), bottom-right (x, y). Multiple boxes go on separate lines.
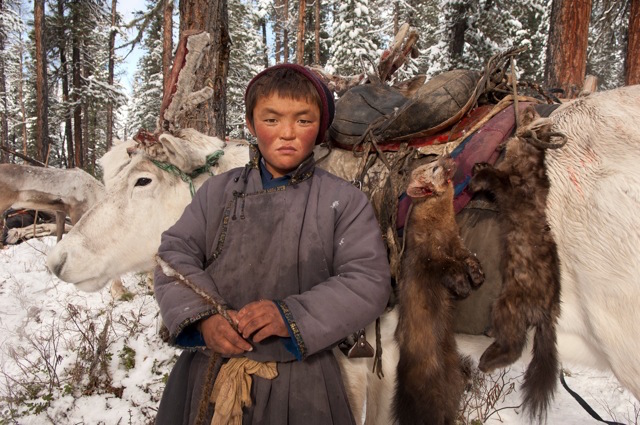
top-left (82, 45), bottom-right (91, 167)
top-left (163, 0), bottom-right (173, 87)
top-left (57, 0), bottom-right (74, 167)
top-left (106, 0), bottom-right (117, 152)
top-left (275, 0), bottom-right (282, 63)
top-left (625, 0), bottom-right (640, 85)
top-left (0, 0), bottom-right (8, 163)
top-left (283, 0), bottom-right (289, 62)
top-left (296, 0), bottom-right (306, 64)
top-left (17, 33), bottom-right (27, 156)
top-left (179, 0), bottom-right (230, 138)
top-left (261, 16), bottom-right (269, 67)
top-left (544, 0), bottom-right (592, 99)
top-left (72, 0), bottom-right (84, 168)
top-left (449, 1), bottom-right (469, 66)
top-left (314, 0), bottom-right (320, 64)
top-left (393, 1), bottom-right (399, 36)
top-left (34, 0), bottom-right (50, 162)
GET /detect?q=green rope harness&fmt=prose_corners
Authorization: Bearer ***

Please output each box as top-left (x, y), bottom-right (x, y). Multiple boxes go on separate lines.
top-left (151, 150), bottom-right (225, 197)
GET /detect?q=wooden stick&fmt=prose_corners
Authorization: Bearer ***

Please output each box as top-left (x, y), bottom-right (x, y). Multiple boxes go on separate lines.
top-left (0, 145), bottom-right (46, 167)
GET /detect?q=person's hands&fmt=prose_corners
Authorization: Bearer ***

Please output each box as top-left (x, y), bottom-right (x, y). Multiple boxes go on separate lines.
top-left (236, 300), bottom-right (289, 343)
top-left (199, 311), bottom-right (253, 355)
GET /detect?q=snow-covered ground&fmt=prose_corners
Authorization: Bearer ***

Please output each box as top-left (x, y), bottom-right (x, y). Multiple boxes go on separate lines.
top-left (0, 237), bottom-right (638, 424)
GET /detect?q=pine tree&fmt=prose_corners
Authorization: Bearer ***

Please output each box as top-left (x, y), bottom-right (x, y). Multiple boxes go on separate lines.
top-left (326, 0), bottom-right (380, 75)
top-left (587, 0), bottom-right (629, 89)
top-left (0, 0), bottom-right (26, 162)
top-left (128, 2), bottom-right (163, 134)
top-left (226, 0), bottom-right (265, 139)
top-left (44, 0), bottom-right (127, 171)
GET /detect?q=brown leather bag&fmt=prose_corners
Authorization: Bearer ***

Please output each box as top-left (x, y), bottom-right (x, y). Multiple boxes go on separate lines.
top-left (329, 83), bottom-right (408, 147)
top-left (329, 69), bottom-right (483, 148)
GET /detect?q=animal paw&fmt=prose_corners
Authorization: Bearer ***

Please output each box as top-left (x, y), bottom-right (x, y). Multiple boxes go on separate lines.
top-left (478, 341), bottom-right (522, 372)
top-left (468, 163), bottom-right (493, 193)
top-left (442, 272), bottom-right (472, 300)
top-left (472, 162), bottom-right (491, 175)
top-left (464, 256), bottom-right (485, 288)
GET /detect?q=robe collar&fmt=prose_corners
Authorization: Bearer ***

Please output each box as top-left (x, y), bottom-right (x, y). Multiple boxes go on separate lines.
top-left (248, 144), bottom-right (315, 186)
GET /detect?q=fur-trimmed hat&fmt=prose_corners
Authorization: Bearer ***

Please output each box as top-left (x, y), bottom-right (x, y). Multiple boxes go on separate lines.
top-left (245, 63), bottom-right (335, 145)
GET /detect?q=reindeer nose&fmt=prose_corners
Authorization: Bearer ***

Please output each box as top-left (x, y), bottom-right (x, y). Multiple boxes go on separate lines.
top-left (49, 252), bottom-right (67, 277)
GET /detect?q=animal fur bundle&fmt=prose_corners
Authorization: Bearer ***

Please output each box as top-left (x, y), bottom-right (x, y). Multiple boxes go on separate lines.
top-left (469, 105), bottom-right (562, 421)
top-left (393, 157), bottom-right (484, 425)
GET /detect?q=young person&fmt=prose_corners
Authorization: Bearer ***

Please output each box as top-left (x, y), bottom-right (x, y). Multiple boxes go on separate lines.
top-left (154, 63), bottom-right (391, 425)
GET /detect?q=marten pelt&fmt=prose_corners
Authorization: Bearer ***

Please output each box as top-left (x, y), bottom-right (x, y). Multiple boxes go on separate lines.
top-left (469, 105), bottom-right (561, 421)
top-left (393, 157), bottom-right (484, 425)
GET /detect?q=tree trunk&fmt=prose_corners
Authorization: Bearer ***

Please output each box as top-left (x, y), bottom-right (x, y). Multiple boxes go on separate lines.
top-left (163, 0), bottom-right (173, 86)
top-left (261, 17), bottom-right (269, 67)
top-left (34, 0), bottom-right (50, 162)
top-left (90, 106), bottom-right (97, 171)
top-left (57, 0), bottom-right (74, 167)
top-left (283, 0), bottom-right (289, 62)
top-left (17, 34), bottom-right (27, 156)
top-left (393, 1), bottom-right (399, 36)
top-left (179, 0), bottom-right (230, 138)
top-left (314, 0), bottom-right (320, 64)
top-left (544, 0), bottom-right (592, 99)
top-left (72, 1), bottom-right (84, 168)
top-left (0, 0), bottom-right (8, 163)
top-left (296, 0), bottom-right (306, 64)
top-left (449, 1), bottom-right (469, 67)
top-left (275, 0), bottom-right (282, 63)
top-left (625, 0), bottom-right (640, 85)
top-left (106, 0), bottom-right (117, 152)
top-left (82, 50), bottom-right (91, 168)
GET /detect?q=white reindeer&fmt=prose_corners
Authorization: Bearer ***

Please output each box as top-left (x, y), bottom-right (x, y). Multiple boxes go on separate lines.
top-left (543, 84), bottom-right (640, 399)
top-left (47, 129), bottom-right (248, 292)
top-left (0, 164), bottom-right (105, 241)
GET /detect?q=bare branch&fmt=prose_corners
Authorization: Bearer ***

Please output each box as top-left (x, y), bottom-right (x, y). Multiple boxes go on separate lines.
top-left (0, 145), bottom-right (46, 166)
top-left (116, 0), bottom-right (165, 60)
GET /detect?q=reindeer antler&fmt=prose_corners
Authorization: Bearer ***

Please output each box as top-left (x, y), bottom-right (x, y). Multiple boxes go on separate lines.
top-left (378, 23), bottom-right (419, 82)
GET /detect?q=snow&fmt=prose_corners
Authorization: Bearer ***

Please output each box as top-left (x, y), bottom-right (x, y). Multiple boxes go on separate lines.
top-left (0, 237), bottom-right (179, 424)
top-left (1, 237), bottom-right (638, 424)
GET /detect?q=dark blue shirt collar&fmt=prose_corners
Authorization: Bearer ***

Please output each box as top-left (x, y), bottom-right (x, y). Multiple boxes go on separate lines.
top-left (260, 159), bottom-right (292, 190)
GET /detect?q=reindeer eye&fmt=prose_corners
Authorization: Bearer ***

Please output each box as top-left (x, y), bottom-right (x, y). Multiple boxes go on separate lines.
top-left (135, 177), bottom-right (152, 187)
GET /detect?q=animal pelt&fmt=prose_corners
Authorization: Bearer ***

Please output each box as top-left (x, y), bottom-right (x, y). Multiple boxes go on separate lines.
top-left (393, 157), bottom-right (484, 425)
top-left (469, 105), bottom-right (561, 421)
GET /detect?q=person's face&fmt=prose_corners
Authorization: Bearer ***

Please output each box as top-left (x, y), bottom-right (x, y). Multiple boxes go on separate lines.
top-left (247, 93), bottom-right (320, 178)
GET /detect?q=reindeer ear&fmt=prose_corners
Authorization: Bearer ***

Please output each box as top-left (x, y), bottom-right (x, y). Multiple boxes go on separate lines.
top-left (157, 128), bottom-right (225, 174)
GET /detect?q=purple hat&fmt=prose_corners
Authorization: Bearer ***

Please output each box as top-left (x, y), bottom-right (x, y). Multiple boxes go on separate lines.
top-left (245, 63), bottom-right (335, 145)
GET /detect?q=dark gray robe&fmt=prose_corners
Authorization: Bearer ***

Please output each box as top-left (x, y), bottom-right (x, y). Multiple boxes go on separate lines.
top-left (154, 148), bottom-right (391, 425)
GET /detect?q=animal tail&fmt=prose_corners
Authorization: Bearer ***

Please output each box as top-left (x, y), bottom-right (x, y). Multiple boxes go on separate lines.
top-left (522, 319), bottom-right (559, 421)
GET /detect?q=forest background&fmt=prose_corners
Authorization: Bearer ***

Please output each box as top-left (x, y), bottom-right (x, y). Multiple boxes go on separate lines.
top-left (0, 0), bottom-right (637, 177)
top-left (1, 1), bottom-right (640, 423)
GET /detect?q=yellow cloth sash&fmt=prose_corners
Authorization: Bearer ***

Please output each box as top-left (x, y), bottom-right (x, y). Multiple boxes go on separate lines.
top-left (210, 357), bottom-right (278, 425)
